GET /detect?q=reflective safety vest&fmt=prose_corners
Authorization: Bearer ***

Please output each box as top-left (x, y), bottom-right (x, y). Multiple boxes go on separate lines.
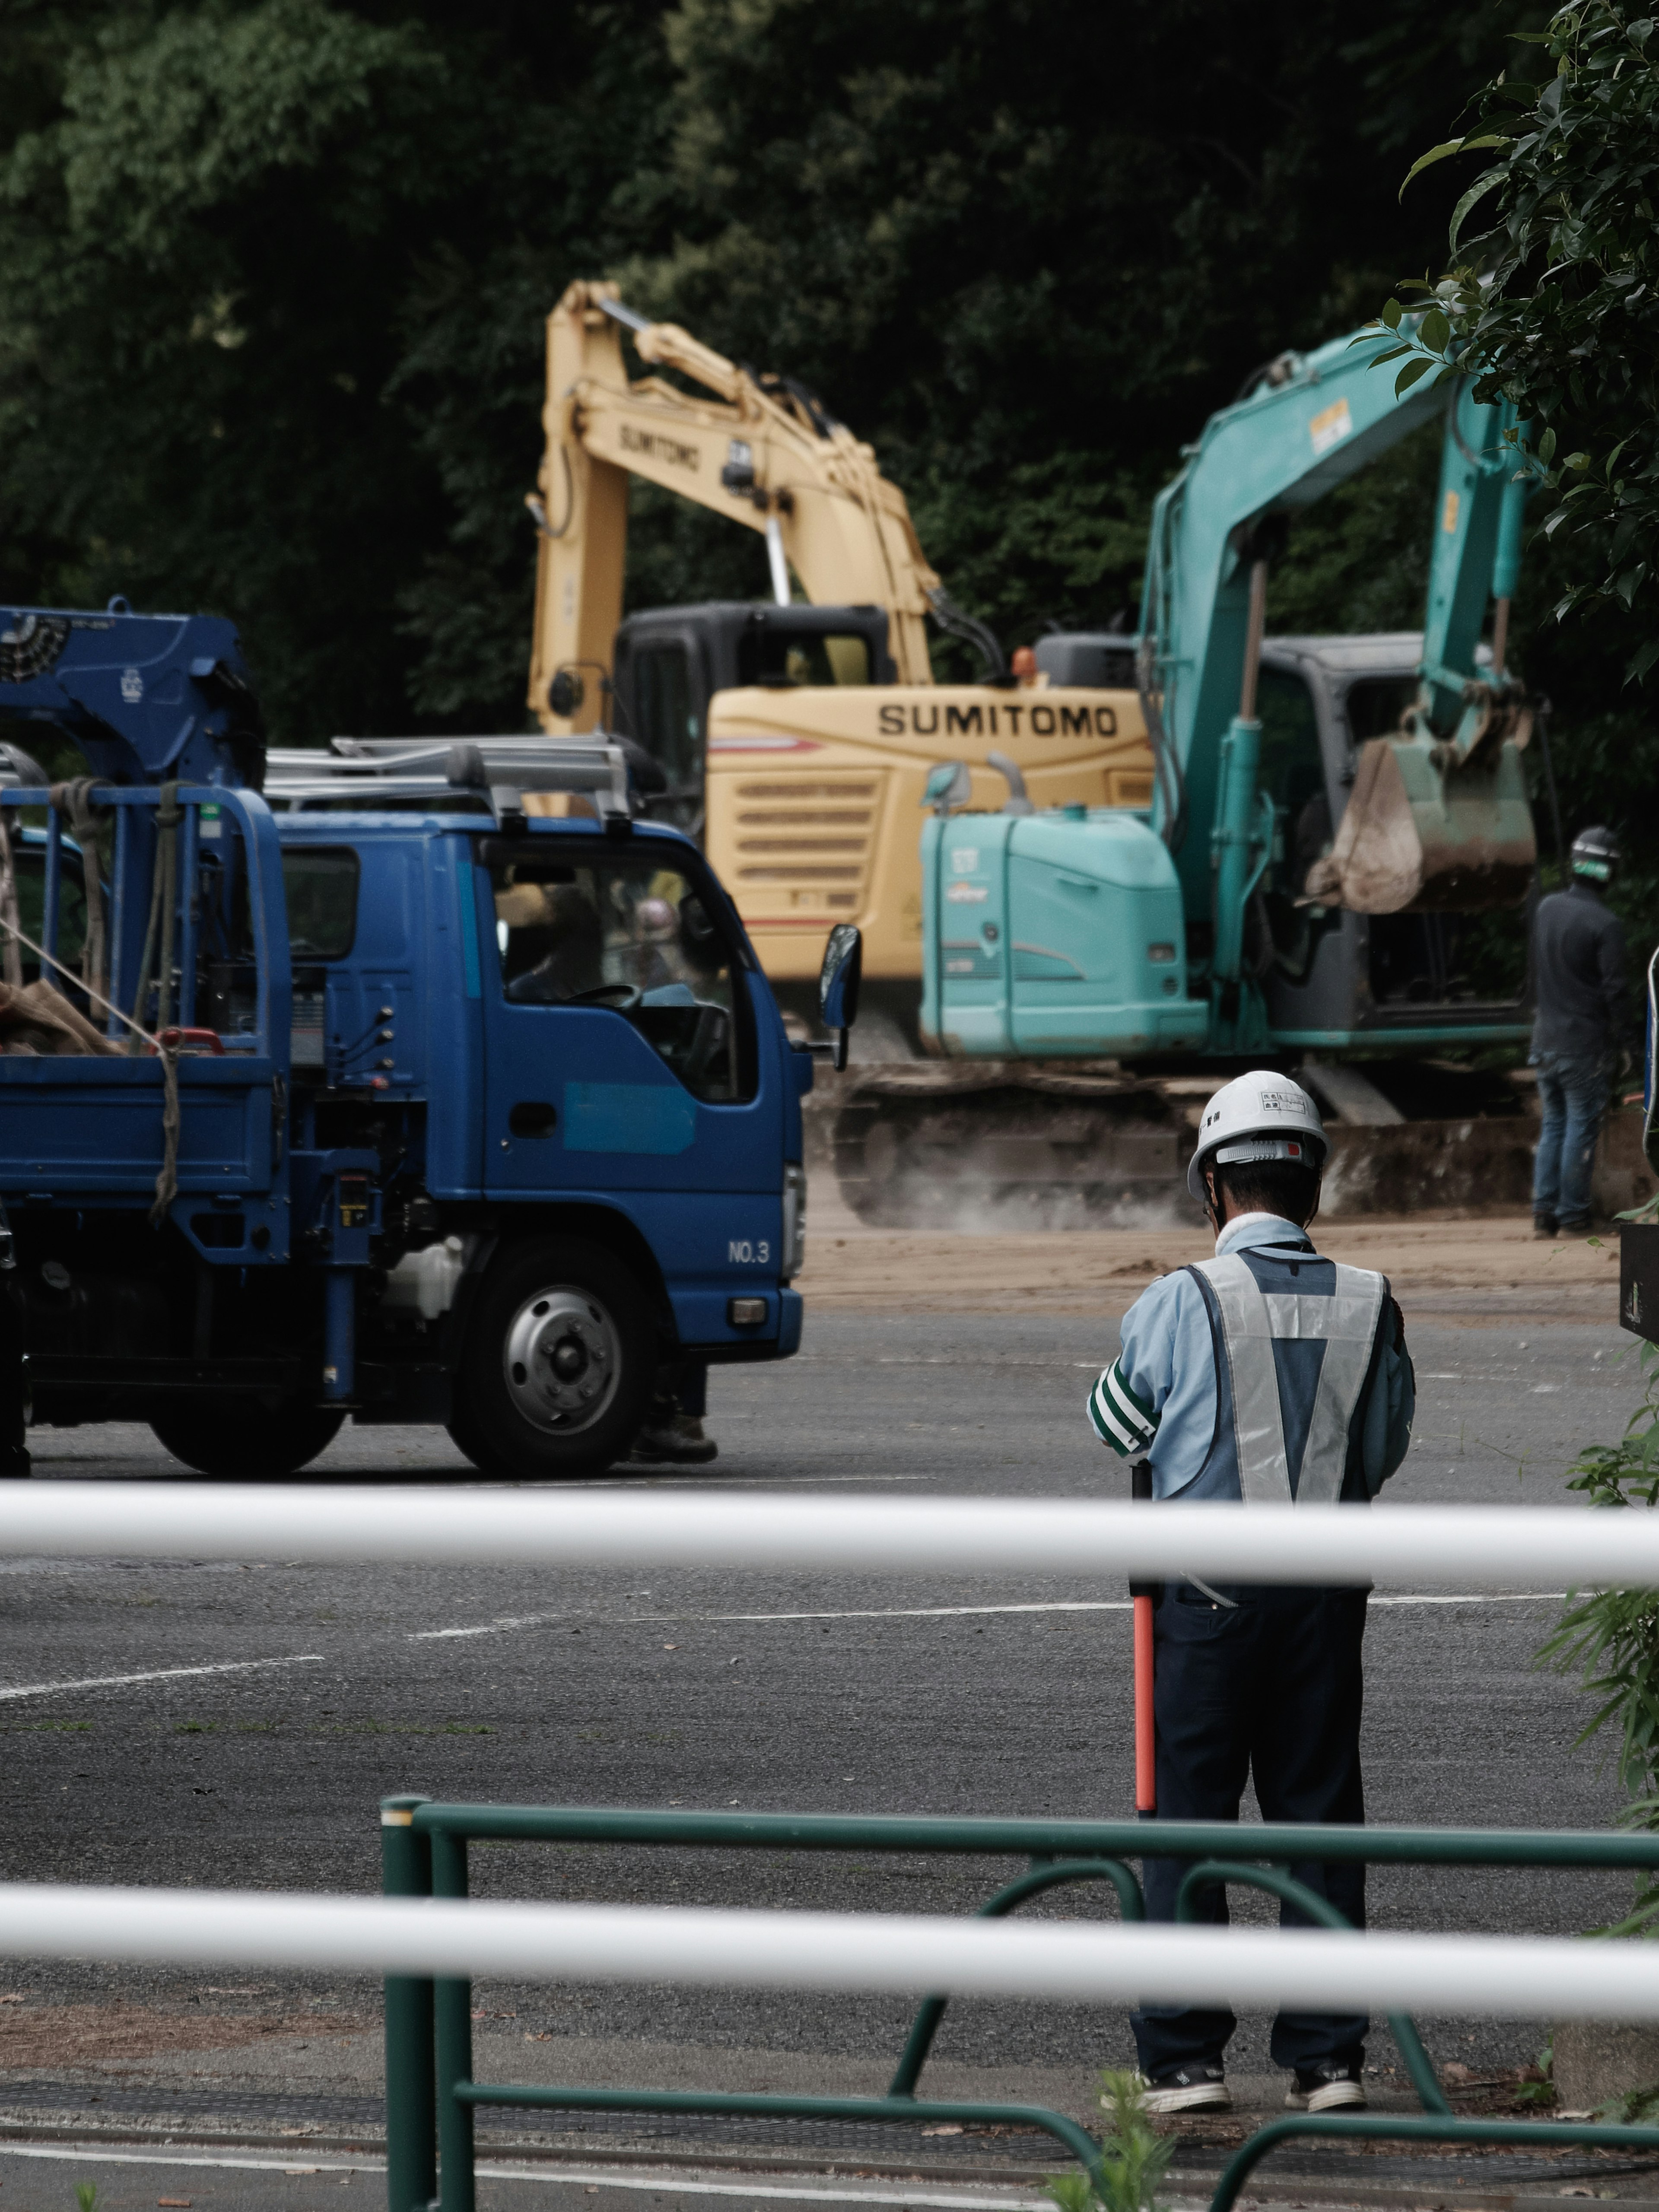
top-left (1186, 1252), bottom-right (1387, 1504)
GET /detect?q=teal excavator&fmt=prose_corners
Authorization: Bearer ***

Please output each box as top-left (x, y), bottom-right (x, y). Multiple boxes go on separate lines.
top-left (918, 322), bottom-right (1537, 1063)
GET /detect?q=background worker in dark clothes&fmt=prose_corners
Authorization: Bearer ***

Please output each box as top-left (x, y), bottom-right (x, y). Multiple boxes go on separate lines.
top-left (1087, 1073), bottom-right (1414, 2118)
top-left (1531, 826), bottom-right (1633, 1238)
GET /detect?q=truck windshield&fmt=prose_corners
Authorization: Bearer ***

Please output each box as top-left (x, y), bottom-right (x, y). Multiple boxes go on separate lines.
top-left (489, 847), bottom-right (756, 1105)
top-left (282, 847), bottom-right (359, 959)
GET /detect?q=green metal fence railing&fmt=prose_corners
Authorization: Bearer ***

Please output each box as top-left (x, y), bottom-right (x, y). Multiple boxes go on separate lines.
top-left (381, 1799), bottom-right (1659, 2212)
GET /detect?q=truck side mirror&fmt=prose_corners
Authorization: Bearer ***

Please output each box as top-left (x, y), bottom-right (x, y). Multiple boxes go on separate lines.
top-left (818, 923), bottom-right (862, 1072)
top-left (922, 760), bottom-right (971, 817)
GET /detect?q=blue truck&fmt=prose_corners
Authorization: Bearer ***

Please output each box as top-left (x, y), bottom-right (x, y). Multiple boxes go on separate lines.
top-left (0, 603), bottom-right (851, 1478)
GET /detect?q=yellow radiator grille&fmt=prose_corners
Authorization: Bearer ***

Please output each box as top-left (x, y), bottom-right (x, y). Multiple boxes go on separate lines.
top-left (731, 779), bottom-right (880, 910)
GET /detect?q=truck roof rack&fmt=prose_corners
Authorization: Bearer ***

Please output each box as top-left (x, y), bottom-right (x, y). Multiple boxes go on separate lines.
top-left (263, 735), bottom-right (633, 827)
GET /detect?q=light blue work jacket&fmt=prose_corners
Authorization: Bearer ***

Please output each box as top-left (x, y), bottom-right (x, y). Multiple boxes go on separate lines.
top-left (1087, 1214), bottom-right (1414, 1503)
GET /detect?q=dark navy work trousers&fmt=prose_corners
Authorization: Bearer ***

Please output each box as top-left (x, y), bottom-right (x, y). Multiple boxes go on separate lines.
top-left (1131, 1584), bottom-right (1369, 2081)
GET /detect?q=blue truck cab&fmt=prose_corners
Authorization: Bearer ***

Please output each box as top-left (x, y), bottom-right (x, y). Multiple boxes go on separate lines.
top-left (0, 604), bottom-right (825, 1478)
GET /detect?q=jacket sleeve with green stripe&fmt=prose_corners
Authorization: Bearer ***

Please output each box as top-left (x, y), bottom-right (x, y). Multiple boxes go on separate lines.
top-left (1085, 1271), bottom-right (1215, 1485)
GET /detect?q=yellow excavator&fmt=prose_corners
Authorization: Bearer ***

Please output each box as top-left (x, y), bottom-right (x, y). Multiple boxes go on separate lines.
top-left (524, 280), bottom-right (1152, 1023)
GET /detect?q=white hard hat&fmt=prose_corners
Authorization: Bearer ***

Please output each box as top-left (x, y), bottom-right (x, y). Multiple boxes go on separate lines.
top-left (1185, 1070), bottom-right (1328, 1201)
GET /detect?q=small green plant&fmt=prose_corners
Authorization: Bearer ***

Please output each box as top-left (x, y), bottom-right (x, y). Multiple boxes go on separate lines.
top-left (76, 2182), bottom-right (100, 2212)
top-left (1514, 2038), bottom-right (1555, 2107)
top-left (1600, 2080), bottom-right (1659, 2122)
top-left (1538, 1344), bottom-right (1659, 1932)
top-left (1046, 2070), bottom-right (1174, 2212)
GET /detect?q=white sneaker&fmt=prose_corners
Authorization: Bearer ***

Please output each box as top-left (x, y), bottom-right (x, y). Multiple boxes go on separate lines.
top-left (1285, 2067), bottom-right (1367, 2112)
top-left (1139, 2065), bottom-right (1232, 2115)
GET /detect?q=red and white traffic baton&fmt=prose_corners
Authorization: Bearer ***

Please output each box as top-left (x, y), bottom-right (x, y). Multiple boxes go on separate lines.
top-left (1130, 1459), bottom-right (1157, 1816)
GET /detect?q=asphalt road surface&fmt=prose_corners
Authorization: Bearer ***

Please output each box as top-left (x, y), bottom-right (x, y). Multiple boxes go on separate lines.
top-left (0, 1304), bottom-right (1646, 2110)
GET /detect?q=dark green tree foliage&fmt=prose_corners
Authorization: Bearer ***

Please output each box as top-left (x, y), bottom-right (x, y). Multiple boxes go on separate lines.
top-left (0, 0), bottom-right (1653, 938)
top-left (1386, 0), bottom-right (1659, 671)
top-left (1, 0), bottom-right (457, 738)
top-left (0, 0), bottom-right (676, 740)
top-left (624, 0), bottom-right (1508, 667)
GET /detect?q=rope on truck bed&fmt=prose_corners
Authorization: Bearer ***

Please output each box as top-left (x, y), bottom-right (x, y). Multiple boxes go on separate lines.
top-left (0, 908), bottom-right (181, 1226)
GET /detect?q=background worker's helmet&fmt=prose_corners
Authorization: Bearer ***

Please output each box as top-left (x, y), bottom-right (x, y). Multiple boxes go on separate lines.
top-left (1185, 1069), bottom-right (1329, 1201)
top-left (1570, 825), bottom-right (1621, 885)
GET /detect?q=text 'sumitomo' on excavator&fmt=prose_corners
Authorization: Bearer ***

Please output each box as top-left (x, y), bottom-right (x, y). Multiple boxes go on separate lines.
top-left (921, 323), bottom-right (1536, 1064)
top-left (526, 281), bottom-right (1153, 1012)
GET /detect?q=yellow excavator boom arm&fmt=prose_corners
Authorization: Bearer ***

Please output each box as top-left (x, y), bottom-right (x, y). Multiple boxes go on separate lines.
top-left (528, 281), bottom-right (939, 729)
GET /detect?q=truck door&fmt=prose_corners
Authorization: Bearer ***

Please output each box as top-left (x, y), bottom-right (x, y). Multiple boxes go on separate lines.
top-left (474, 835), bottom-right (782, 1262)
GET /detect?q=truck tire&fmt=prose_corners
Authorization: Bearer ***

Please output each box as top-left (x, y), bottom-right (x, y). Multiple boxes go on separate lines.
top-left (451, 1237), bottom-right (653, 1480)
top-left (150, 1400), bottom-right (346, 1480)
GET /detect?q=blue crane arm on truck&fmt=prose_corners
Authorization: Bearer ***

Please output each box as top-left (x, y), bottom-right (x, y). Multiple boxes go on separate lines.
top-left (0, 601), bottom-right (831, 1480)
top-left (921, 324), bottom-right (1538, 1065)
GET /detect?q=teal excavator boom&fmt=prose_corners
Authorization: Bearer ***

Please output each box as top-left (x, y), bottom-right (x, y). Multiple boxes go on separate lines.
top-left (920, 323), bottom-right (1538, 1062)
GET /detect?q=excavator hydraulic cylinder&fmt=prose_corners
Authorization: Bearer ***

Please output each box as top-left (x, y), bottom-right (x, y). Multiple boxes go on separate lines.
top-left (1209, 713), bottom-right (1261, 988)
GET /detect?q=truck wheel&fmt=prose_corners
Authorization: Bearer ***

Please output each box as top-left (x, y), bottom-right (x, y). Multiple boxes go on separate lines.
top-left (150, 1400), bottom-right (346, 1480)
top-left (452, 1238), bottom-right (652, 1480)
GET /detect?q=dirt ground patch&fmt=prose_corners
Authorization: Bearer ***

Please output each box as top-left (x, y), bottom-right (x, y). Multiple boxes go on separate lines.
top-left (795, 1210), bottom-right (1624, 1318)
top-left (0, 1999), bottom-right (368, 2067)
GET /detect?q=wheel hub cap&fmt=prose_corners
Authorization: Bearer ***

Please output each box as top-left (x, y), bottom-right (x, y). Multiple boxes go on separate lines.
top-left (503, 1286), bottom-right (620, 1433)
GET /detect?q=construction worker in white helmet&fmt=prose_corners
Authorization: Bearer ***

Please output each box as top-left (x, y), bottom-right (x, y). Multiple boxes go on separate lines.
top-left (1086, 1070), bottom-right (1415, 2120)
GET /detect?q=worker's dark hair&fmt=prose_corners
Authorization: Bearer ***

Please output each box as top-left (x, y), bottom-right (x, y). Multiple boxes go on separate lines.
top-left (1210, 1156), bottom-right (1322, 1227)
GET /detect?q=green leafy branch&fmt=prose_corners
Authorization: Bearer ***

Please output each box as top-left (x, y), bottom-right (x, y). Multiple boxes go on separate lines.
top-left (1376, 0), bottom-right (1659, 680)
top-left (1537, 1342), bottom-right (1659, 1932)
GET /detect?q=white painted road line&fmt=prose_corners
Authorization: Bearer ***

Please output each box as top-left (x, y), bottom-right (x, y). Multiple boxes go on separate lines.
top-left (0, 2145), bottom-right (1052, 2209)
top-left (485, 2164), bottom-right (1049, 2209)
top-left (1370, 1593), bottom-right (1563, 1607)
top-left (0, 2146), bottom-right (372, 2176)
top-left (410, 1594), bottom-right (1565, 1641)
top-left (0, 1654), bottom-right (325, 1702)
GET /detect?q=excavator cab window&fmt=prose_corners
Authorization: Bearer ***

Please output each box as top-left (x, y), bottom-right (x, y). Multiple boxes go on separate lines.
top-left (632, 646), bottom-right (701, 790)
top-left (1255, 666), bottom-right (1338, 979)
top-left (1344, 675), bottom-right (1418, 743)
top-left (737, 628), bottom-right (872, 689)
top-left (1256, 669), bottom-right (1329, 898)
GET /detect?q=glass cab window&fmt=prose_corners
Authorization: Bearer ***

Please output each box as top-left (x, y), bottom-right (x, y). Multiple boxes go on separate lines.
top-left (12, 839), bottom-right (88, 992)
top-left (736, 628), bottom-right (871, 688)
top-left (1255, 667), bottom-right (1336, 979)
top-left (632, 647), bottom-right (701, 788)
top-left (282, 847), bottom-right (359, 959)
top-left (490, 846), bottom-right (755, 1105)
top-left (1257, 667), bottom-right (1329, 894)
top-left (1344, 675), bottom-right (1419, 743)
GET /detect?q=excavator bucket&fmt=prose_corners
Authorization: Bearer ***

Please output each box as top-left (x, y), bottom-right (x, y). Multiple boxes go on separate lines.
top-left (1304, 731), bottom-right (1535, 914)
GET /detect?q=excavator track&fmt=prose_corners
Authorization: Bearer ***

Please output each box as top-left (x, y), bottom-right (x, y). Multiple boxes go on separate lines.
top-left (826, 1064), bottom-right (1201, 1230)
top-left (810, 1060), bottom-right (1653, 1230)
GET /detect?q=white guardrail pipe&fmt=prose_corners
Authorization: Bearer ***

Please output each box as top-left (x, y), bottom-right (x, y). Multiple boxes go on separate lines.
top-left (0, 1887), bottom-right (1654, 2021)
top-left (0, 1483), bottom-right (1650, 1588)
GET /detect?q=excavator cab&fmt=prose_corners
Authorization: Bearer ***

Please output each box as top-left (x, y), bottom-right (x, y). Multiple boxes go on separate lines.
top-left (1250, 635), bottom-right (1530, 1045)
top-left (612, 602), bottom-right (894, 833)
